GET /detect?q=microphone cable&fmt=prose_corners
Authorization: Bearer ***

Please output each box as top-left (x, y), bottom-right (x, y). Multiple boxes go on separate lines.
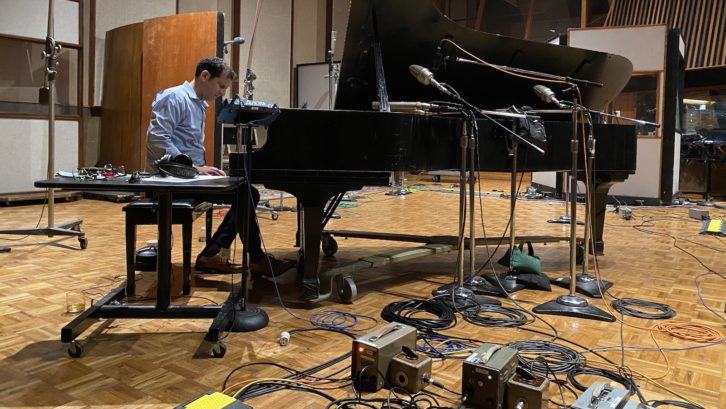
top-left (460, 304), bottom-right (532, 328)
top-left (611, 298), bottom-right (676, 320)
top-left (380, 298), bottom-right (456, 332)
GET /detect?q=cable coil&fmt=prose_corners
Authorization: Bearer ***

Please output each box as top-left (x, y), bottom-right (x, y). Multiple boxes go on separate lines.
top-left (381, 299), bottom-right (456, 332)
top-left (611, 298), bottom-right (676, 320)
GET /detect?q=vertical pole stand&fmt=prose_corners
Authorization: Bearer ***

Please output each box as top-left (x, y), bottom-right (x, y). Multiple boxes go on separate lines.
top-left (227, 124), bottom-right (268, 331)
top-left (433, 118), bottom-right (500, 308)
top-left (533, 96), bottom-right (614, 322)
top-left (0, 0), bottom-right (85, 249)
top-left (551, 129), bottom-right (613, 298)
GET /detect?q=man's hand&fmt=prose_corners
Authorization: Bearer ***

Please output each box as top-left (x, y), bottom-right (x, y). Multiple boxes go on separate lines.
top-left (195, 165), bottom-right (226, 176)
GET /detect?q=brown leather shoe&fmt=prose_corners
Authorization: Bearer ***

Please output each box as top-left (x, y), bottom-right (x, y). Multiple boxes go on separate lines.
top-left (249, 254), bottom-right (296, 277)
top-left (195, 253), bottom-right (243, 274)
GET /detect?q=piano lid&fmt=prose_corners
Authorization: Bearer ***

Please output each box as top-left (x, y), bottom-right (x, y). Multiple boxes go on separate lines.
top-left (335, 0), bottom-right (633, 112)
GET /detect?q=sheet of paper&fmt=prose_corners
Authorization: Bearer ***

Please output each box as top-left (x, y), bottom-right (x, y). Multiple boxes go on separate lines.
top-left (146, 175), bottom-right (228, 183)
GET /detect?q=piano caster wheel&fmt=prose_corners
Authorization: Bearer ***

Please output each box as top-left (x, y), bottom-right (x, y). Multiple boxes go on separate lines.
top-left (322, 235), bottom-right (338, 257)
top-left (271, 212), bottom-right (279, 221)
top-left (211, 341), bottom-right (227, 358)
top-left (432, 175), bottom-right (441, 183)
top-left (336, 275), bottom-right (357, 304)
top-left (67, 340), bottom-right (84, 358)
top-left (79, 237), bottom-right (88, 250)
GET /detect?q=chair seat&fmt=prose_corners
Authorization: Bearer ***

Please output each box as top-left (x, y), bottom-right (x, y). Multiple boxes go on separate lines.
top-left (123, 199), bottom-right (213, 225)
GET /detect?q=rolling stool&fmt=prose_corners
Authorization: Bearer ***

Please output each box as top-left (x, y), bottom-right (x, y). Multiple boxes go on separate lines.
top-left (123, 199), bottom-right (213, 296)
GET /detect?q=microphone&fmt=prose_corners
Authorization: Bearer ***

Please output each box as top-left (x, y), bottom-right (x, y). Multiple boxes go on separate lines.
top-left (224, 36), bottom-right (246, 45)
top-left (533, 85), bottom-right (565, 108)
top-left (223, 37), bottom-right (245, 54)
top-left (408, 64), bottom-right (451, 96)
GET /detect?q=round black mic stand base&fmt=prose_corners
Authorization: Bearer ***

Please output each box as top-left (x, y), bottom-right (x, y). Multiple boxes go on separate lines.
top-left (532, 295), bottom-right (615, 322)
top-left (432, 284), bottom-right (500, 308)
top-left (551, 274), bottom-right (613, 298)
top-left (228, 305), bottom-right (269, 332)
top-left (483, 273), bottom-right (526, 293)
top-left (463, 275), bottom-right (508, 297)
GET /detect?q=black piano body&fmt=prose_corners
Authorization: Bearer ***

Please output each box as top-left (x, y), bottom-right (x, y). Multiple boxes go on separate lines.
top-left (228, 0), bottom-right (637, 301)
top-left (230, 109), bottom-right (636, 300)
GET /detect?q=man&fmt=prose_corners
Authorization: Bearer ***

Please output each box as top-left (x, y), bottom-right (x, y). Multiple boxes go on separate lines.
top-left (147, 56), bottom-right (294, 275)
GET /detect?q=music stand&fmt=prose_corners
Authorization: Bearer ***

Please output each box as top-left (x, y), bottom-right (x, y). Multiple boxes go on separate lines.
top-left (0, 0), bottom-right (85, 249)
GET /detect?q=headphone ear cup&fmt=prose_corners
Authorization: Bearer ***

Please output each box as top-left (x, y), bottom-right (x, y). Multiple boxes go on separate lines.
top-left (172, 153), bottom-right (193, 166)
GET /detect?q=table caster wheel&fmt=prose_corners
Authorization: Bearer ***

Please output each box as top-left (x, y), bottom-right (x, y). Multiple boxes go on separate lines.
top-left (336, 276), bottom-right (357, 304)
top-left (79, 237), bottom-right (88, 250)
top-left (67, 340), bottom-right (83, 358)
top-left (212, 341), bottom-right (227, 358)
top-left (322, 235), bottom-right (338, 257)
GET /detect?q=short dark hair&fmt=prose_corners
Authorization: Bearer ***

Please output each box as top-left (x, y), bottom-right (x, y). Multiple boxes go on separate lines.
top-left (195, 57), bottom-right (237, 80)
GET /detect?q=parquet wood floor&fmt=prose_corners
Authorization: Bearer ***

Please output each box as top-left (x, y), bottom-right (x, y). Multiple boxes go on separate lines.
top-left (0, 177), bottom-right (724, 408)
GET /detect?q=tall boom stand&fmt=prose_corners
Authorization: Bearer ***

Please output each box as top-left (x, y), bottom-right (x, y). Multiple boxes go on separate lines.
top-left (433, 117), bottom-right (500, 308)
top-left (551, 124), bottom-right (613, 297)
top-left (533, 94), bottom-right (615, 322)
top-left (0, 0), bottom-right (85, 249)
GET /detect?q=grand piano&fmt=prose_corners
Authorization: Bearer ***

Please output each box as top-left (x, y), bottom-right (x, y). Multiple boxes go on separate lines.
top-left (229, 0), bottom-right (636, 301)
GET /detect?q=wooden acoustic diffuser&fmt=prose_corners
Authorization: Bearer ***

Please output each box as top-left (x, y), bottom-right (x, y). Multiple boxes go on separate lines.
top-left (100, 11), bottom-right (224, 172)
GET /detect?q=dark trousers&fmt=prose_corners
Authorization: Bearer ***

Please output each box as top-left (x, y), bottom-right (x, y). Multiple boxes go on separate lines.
top-left (203, 184), bottom-right (264, 261)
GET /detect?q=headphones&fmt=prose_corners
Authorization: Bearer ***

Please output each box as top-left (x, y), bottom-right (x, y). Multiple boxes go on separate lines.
top-left (153, 153), bottom-right (199, 179)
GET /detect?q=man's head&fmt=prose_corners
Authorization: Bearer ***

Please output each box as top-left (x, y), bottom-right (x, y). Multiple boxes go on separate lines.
top-left (193, 57), bottom-right (236, 101)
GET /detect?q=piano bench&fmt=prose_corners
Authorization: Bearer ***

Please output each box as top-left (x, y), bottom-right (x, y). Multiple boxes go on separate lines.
top-left (123, 199), bottom-right (213, 296)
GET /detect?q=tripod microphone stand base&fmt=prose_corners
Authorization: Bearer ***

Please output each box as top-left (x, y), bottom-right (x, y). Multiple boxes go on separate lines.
top-left (0, 219), bottom-right (87, 249)
top-left (532, 294), bottom-right (615, 322)
top-left (551, 274), bottom-right (613, 298)
top-left (483, 273), bottom-right (526, 293)
top-left (227, 304), bottom-right (269, 332)
top-left (432, 284), bottom-right (500, 308)
top-left (463, 275), bottom-right (508, 297)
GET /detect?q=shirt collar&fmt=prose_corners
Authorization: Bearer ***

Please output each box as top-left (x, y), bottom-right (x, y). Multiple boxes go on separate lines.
top-left (182, 81), bottom-right (209, 110)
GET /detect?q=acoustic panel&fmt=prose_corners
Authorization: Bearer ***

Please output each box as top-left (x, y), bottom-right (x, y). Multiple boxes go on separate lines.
top-left (0, 119), bottom-right (78, 193)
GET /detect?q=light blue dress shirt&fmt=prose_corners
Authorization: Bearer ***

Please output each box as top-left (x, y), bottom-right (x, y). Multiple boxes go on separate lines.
top-left (146, 81), bottom-right (209, 168)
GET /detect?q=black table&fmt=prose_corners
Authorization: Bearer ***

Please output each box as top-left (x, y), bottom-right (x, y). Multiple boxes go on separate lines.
top-left (35, 176), bottom-right (250, 358)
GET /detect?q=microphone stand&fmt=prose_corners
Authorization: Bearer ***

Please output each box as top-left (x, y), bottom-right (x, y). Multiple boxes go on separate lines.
top-left (0, 0), bottom-right (85, 249)
top-left (551, 113), bottom-right (612, 297)
top-left (222, 114), bottom-right (269, 332)
top-left (533, 89), bottom-right (614, 322)
top-left (551, 106), bottom-right (659, 298)
top-left (326, 30), bottom-right (338, 111)
top-left (432, 115), bottom-right (500, 308)
top-left (482, 136), bottom-right (526, 293)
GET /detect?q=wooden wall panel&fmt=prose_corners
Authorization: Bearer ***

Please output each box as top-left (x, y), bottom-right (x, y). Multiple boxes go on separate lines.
top-left (141, 11), bottom-right (219, 171)
top-left (99, 23), bottom-right (143, 171)
top-left (604, 0), bottom-right (726, 69)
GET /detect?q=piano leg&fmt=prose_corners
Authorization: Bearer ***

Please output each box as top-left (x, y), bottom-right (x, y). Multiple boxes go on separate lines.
top-left (299, 205), bottom-right (325, 300)
top-left (264, 183), bottom-right (365, 303)
top-left (591, 180), bottom-right (617, 255)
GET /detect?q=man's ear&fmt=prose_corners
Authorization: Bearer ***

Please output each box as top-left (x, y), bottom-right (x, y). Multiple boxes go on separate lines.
top-left (199, 70), bottom-right (211, 81)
